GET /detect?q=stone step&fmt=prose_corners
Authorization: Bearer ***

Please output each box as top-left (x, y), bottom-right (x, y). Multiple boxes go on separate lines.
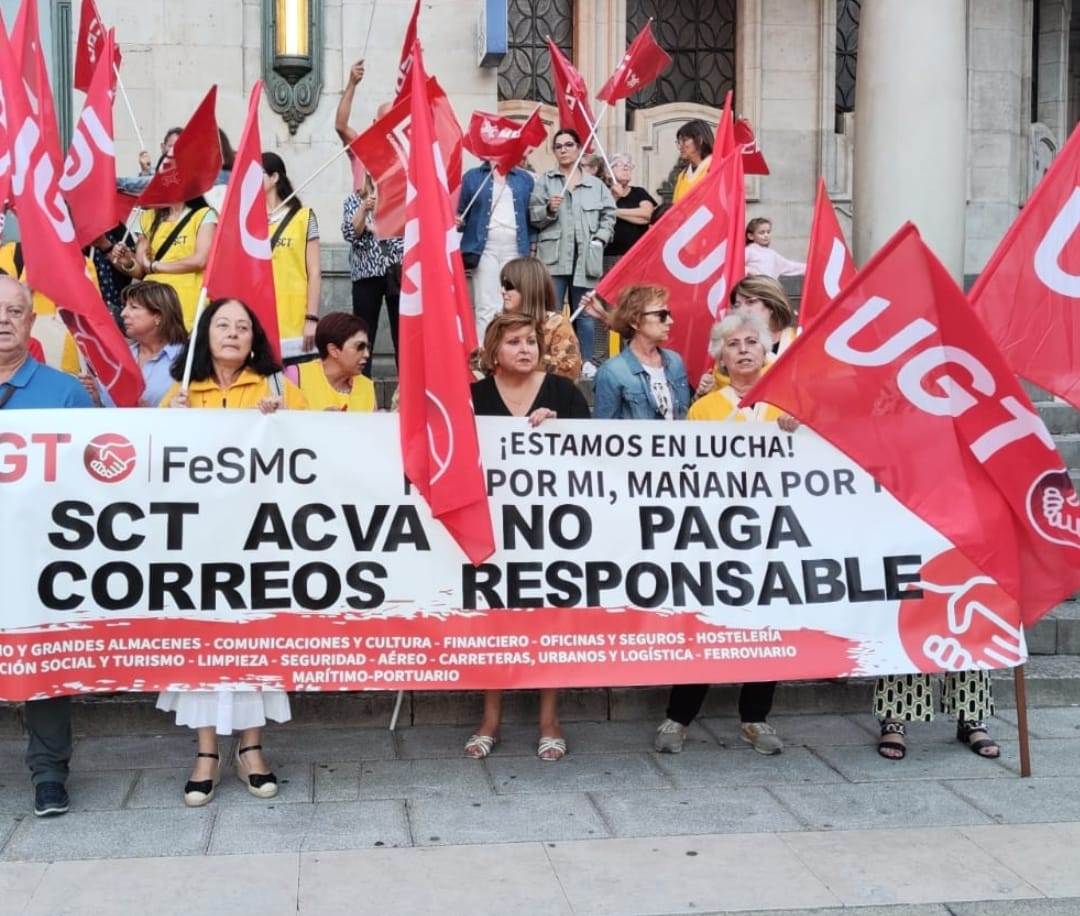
top-left (1039, 400), bottom-right (1080, 434)
top-left (1053, 432), bottom-right (1080, 467)
top-left (1026, 601), bottom-right (1080, 655)
top-left (2, 655), bottom-right (1076, 737)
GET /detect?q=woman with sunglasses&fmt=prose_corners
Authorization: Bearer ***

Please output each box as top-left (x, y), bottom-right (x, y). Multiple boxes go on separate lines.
top-left (529, 129), bottom-right (616, 380)
top-left (285, 312), bottom-right (376, 411)
top-left (593, 285), bottom-right (690, 421)
top-left (499, 257), bottom-right (581, 380)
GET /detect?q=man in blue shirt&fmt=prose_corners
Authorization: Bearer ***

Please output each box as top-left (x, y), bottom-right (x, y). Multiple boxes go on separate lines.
top-left (0, 275), bottom-right (93, 816)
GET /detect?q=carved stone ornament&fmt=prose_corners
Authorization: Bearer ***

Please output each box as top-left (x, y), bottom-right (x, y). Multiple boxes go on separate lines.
top-left (262, 0), bottom-right (324, 135)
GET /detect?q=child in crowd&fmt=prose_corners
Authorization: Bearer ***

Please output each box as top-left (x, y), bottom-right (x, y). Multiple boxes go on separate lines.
top-left (744, 217), bottom-right (805, 280)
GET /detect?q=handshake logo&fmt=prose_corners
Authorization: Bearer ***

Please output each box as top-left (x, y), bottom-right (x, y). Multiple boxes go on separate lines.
top-left (83, 433), bottom-right (137, 484)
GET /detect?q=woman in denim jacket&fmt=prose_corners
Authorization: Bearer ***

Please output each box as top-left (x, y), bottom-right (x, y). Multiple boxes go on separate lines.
top-left (593, 285), bottom-right (691, 420)
top-left (458, 162), bottom-right (535, 339)
top-left (528, 129), bottom-right (616, 377)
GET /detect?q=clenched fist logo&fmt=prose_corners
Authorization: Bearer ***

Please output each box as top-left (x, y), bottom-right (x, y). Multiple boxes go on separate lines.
top-left (84, 434), bottom-right (137, 483)
top-left (896, 548), bottom-right (1024, 673)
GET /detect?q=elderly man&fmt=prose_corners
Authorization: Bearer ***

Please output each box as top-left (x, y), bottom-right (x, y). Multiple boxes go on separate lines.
top-left (0, 275), bottom-right (93, 816)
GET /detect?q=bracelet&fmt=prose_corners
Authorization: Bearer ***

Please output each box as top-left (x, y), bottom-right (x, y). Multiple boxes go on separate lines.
top-left (305, 314), bottom-right (319, 322)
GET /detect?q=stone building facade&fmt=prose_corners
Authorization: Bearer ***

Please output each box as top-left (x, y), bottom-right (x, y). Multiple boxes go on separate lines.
top-left (5, 0), bottom-right (1078, 291)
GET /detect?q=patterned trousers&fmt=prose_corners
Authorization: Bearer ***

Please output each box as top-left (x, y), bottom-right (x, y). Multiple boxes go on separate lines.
top-left (873, 670), bottom-right (994, 723)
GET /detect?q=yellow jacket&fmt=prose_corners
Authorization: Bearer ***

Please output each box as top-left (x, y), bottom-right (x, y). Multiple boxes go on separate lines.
top-left (294, 359), bottom-right (376, 412)
top-left (688, 384), bottom-right (783, 422)
top-left (673, 156), bottom-right (712, 204)
top-left (161, 367), bottom-right (308, 410)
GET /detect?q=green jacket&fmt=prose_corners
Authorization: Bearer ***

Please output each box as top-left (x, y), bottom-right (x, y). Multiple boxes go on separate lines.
top-left (528, 170), bottom-right (616, 289)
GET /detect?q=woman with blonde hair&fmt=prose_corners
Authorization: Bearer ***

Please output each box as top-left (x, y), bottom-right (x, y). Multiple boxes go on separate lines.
top-left (499, 257), bottom-right (581, 380)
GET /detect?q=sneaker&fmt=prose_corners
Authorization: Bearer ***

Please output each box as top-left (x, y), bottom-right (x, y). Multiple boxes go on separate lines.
top-left (739, 721), bottom-right (783, 756)
top-left (34, 781), bottom-right (69, 817)
top-left (580, 360), bottom-right (597, 380)
top-left (654, 718), bottom-right (688, 753)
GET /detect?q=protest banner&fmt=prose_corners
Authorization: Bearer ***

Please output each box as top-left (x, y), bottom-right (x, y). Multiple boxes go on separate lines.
top-left (0, 411), bottom-right (1028, 701)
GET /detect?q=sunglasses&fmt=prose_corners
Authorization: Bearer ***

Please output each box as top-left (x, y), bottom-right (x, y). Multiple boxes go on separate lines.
top-left (554, 142), bottom-right (577, 150)
top-left (643, 308), bottom-right (672, 323)
top-left (354, 341), bottom-right (370, 352)
top-left (500, 279), bottom-right (515, 292)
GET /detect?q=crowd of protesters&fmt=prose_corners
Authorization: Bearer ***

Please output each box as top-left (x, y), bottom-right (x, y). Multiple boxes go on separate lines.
top-left (0, 57), bottom-right (1002, 819)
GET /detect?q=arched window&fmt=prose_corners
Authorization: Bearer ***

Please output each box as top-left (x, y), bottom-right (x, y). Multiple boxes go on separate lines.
top-left (624, 0), bottom-right (736, 126)
top-left (836, 0), bottom-right (860, 119)
top-left (498, 0), bottom-right (574, 104)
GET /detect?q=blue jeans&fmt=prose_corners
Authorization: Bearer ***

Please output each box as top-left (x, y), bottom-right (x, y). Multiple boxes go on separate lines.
top-left (552, 275), bottom-right (596, 363)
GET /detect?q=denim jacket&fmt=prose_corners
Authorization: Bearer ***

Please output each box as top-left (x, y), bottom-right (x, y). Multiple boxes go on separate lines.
top-left (593, 346), bottom-right (691, 420)
top-left (458, 164), bottom-right (534, 258)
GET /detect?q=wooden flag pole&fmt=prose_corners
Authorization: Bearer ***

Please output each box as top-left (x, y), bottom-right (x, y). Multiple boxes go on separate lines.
top-left (1014, 665), bottom-right (1032, 777)
top-left (179, 288), bottom-right (210, 394)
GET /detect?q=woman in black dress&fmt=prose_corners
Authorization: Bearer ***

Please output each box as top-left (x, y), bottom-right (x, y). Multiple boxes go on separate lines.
top-left (465, 312), bottom-right (590, 762)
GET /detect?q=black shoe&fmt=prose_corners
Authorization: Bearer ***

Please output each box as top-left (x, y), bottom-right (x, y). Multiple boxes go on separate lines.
top-left (34, 781), bottom-right (69, 817)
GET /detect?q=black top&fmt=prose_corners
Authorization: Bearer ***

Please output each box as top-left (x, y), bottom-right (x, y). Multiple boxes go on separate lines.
top-left (606, 186), bottom-right (658, 256)
top-left (471, 373), bottom-right (591, 419)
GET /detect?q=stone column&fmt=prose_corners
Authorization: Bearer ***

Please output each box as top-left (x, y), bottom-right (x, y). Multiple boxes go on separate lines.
top-left (853, 1), bottom-right (968, 279)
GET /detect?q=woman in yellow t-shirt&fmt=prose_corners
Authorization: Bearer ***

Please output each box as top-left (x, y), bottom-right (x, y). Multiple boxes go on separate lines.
top-left (672, 119), bottom-right (714, 204)
top-left (157, 298), bottom-right (306, 807)
top-left (287, 312), bottom-right (376, 412)
top-left (119, 195), bottom-right (217, 330)
top-left (263, 153), bottom-right (321, 360)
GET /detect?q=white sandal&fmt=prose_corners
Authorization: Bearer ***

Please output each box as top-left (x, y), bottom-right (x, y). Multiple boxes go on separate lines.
top-left (537, 736), bottom-right (567, 762)
top-left (464, 734), bottom-right (497, 759)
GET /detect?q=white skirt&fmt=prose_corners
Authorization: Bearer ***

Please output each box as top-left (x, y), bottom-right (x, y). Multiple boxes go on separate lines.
top-left (156, 690), bottom-right (292, 735)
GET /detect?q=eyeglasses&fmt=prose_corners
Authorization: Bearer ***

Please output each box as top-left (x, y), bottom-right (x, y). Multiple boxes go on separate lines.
top-left (354, 341), bottom-right (370, 353)
top-left (675, 137), bottom-right (693, 146)
top-left (500, 279), bottom-right (515, 292)
top-left (643, 309), bottom-right (672, 323)
top-left (553, 142), bottom-right (577, 150)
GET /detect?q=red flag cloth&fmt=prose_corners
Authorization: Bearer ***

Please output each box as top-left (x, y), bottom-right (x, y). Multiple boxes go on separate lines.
top-left (398, 41), bottom-right (494, 565)
top-left (799, 177), bottom-right (855, 330)
top-left (346, 147), bottom-right (367, 192)
top-left (60, 29), bottom-right (118, 247)
top-left (715, 89), bottom-right (735, 158)
top-left (0, 12), bottom-right (142, 407)
top-left (203, 82), bottom-right (280, 362)
top-left (734, 118), bottom-right (769, 176)
top-left (393, 0), bottom-right (420, 101)
top-left (12, 0), bottom-right (63, 172)
top-left (115, 190), bottom-right (138, 224)
top-left (547, 38), bottom-right (596, 149)
top-left (349, 76), bottom-right (462, 239)
top-left (596, 148), bottom-right (745, 387)
top-left (596, 20), bottom-right (671, 104)
top-left (968, 125), bottom-right (1080, 410)
top-left (743, 223), bottom-right (1080, 627)
top-left (462, 108), bottom-right (547, 176)
top-left (138, 86), bottom-right (222, 208)
top-left (74, 0), bottom-right (117, 94)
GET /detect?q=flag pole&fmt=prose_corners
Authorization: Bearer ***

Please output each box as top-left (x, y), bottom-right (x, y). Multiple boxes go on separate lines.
top-left (388, 689), bottom-right (405, 731)
top-left (566, 106), bottom-right (613, 182)
top-left (458, 170), bottom-right (493, 222)
top-left (179, 288), bottom-right (210, 394)
top-left (361, 0), bottom-right (379, 58)
top-left (113, 66), bottom-right (147, 152)
top-left (269, 144), bottom-right (353, 221)
top-left (1014, 665), bottom-right (1032, 777)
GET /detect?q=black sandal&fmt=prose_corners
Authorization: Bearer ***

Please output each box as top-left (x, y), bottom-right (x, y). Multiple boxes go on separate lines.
top-left (236, 744), bottom-right (279, 798)
top-left (957, 719), bottom-right (1000, 758)
top-left (877, 721), bottom-right (907, 760)
top-left (183, 751), bottom-right (220, 807)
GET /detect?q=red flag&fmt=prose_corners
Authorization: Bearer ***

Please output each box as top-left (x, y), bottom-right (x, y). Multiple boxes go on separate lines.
top-left (0, 12), bottom-right (142, 407)
top-left (60, 29), bottom-right (118, 247)
top-left (393, 0), bottom-right (420, 101)
top-left (596, 20), bottom-right (671, 104)
top-left (74, 0), bottom-right (118, 94)
top-left (734, 117), bottom-right (769, 176)
top-left (547, 38), bottom-right (596, 149)
top-left (462, 108), bottom-right (546, 176)
top-left (12, 0), bottom-right (63, 172)
top-left (597, 148), bottom-right (745, 387)
top-left (203, 82), bottom-right (280, 362)
top-left (743, 223), bottom-right (1080, 626)
top-left (398, 41), bottom-right (494, 565)
top-left (968, 124), bottom-right (1080, 410)
top-left (349, 76), bottom-right (462, 239)
top-left (715, 90), bottom-right (735, 158)
top-left (138, 86), bottom-right (222, 208)
top-left (799, 177), bottom-right (855, 330)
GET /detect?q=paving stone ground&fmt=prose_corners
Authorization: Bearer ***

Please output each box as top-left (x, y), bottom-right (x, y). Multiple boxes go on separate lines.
top-left (0, 708), bottom-right (1077, 914)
